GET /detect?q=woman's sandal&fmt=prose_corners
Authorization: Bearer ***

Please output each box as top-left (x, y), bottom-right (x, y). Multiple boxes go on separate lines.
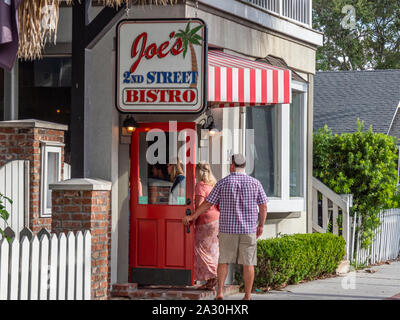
top-left (205, 278), bottom-right (217, 290)
top-left (197, 283), bottom-right (209, 290)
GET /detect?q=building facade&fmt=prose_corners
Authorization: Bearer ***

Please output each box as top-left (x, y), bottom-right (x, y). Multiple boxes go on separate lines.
top-left (1, 0), bottom-right (323, 286)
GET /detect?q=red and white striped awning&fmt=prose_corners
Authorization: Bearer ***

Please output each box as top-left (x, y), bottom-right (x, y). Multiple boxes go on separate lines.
top-left (208, 50), bottom-right (292, 107)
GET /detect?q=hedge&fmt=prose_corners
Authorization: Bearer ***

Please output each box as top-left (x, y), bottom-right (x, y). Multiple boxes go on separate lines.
top-left (254, 233), bottom-right (346, 289)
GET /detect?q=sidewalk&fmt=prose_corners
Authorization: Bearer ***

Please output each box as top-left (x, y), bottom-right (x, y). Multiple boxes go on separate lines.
top-left (225, 260), bottom-right (400, 300)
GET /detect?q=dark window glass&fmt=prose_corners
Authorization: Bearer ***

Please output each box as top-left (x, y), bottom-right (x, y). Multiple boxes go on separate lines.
top-left (290, 92), bottom-right (304, 197)
top-left (19, 57), bottom-right (71, 162)
top-left (246, 105), bottom-right (280, 197)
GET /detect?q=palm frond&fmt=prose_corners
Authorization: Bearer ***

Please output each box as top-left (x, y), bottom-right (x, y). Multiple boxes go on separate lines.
top-left (182, 38), bottom-right (188, 58)
top-left (189, 38), bottom-right (201, 46)
top-left (189, 24), bottom-right (203, 37)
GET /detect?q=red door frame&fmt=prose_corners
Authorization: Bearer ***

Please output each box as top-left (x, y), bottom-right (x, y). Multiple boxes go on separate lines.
top-left (129, 122), bottom-right (196, 286)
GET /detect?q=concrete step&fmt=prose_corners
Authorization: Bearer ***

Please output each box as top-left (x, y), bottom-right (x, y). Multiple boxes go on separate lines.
top-left (111, 283), bottom-right (240, 300)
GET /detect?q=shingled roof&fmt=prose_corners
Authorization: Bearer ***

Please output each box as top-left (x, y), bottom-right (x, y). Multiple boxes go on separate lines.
top-left (314, 70), bottom-right (400, 135)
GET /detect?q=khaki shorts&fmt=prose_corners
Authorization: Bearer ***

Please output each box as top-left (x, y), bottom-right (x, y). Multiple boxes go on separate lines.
top-left (218, 233), bottom-right (257, 266)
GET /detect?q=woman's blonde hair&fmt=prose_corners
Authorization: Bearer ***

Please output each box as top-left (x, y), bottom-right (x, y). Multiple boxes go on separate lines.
top-left (169, 159), bottom-right (185, 182)
top-left (196, 162), bottom-right (217, 187)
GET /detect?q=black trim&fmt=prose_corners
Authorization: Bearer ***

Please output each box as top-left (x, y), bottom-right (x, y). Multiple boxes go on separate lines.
top-left (86, 5), bottom-right (125, 48)
top-left (71, 2), bottom-right (125, 178)
top-left (70, 2), bottom-right (87, 178)
top-left (115, 18), bottom-right (208, 115)
top-left (131, 268), bottom-right (192, 286)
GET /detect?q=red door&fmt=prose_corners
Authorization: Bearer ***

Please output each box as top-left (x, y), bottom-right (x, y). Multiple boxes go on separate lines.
top-left (129, 122), bottom-right (196, 286)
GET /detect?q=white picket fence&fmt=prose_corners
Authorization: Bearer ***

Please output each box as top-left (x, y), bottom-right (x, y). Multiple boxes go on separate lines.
top-left (351, 209), bottom-right (400, 266)
top-left (0, 160), bottom-right (30, 238)
top-left (0, 160), bottom-right (71, 240)
top-left (0, 228), bottom-right (91, 300)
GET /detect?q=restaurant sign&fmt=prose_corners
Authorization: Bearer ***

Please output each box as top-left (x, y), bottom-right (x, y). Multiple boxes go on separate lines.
top-left (116, 19), bottom-right (207, 113)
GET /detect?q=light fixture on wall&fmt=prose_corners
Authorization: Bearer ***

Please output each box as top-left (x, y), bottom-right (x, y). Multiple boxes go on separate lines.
top-left (200, 115), bottom-right (218, 136)
top-left (123, 115), bottom-right (138, 133)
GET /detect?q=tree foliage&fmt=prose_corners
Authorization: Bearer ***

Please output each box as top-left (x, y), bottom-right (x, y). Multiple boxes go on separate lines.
top-left (313, 0), bottom-right (400, 70)
top-left (313, 120), bottom-right (400, 248)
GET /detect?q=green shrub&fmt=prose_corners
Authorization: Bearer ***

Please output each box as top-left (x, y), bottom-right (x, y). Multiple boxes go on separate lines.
top-left (254, 233), bottom-right (346, 289)
top-left (314, 120), bottom-right (400, 248)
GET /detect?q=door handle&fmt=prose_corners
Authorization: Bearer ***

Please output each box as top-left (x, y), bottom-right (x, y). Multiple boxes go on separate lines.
top-left (185, 208), bottom-right (191, 233)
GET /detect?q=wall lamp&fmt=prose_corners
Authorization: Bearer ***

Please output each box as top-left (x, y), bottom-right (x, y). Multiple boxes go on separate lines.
top-left (123, 115), bottom-right (139, 133)
top-left (200, 115), bottom-right (218, 136)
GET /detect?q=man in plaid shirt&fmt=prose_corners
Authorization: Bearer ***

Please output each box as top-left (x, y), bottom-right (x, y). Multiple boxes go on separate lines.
top-left (183, 154), bottom-right (268, 300)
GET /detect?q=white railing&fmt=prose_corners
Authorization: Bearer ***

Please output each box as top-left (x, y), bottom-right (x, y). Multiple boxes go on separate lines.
top-left (351, 209), bottom-right (400, 267)
top-left (0, 161), bottom-right (30, 239)
top-left (312, 177), bottom-right (352, 259)
top-left (0, 228), bottom-right (91, 300)
top-left (243, 0), bottom-right (312, 26)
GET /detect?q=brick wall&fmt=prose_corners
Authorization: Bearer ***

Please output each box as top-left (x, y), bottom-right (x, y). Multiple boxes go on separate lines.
top-left (0, 121), bottom-right (67, 233)
top-left (51, 181), bottom-right (112, 300)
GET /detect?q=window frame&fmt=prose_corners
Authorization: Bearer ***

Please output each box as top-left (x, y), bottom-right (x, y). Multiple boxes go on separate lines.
top-left (242, 80), bottom-right (308, 212)
top-left (40, 141), bottom-right (63, 217)
top-left (243, 104), bottom-right (282, 198)
top-left (290, 83), bottom-right (307, 199)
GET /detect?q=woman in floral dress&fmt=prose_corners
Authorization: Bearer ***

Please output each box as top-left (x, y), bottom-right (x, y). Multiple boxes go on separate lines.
top-left (193, 162), bottom-right (220, 290)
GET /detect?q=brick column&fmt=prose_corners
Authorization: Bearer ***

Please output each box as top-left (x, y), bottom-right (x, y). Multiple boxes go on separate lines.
top-left (50, 178), bottom-right (112, 300)
top-left (0, 120), bottom-right (68, 233)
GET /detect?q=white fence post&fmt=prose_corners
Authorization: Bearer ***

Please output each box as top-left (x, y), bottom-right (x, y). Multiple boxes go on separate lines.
top-left (49, 234), bottom-right (58, 300)
top-left (39, 234), bottom-right (49, 300)
top-left (58, 233), bottom-right (67, 300)
top-left (75, 231), bottom-right (84, 300)
top-left (29, 236), bottom-right (40, 300)
top-left (83, 231), bottom-right (92, 300)
top-left (0, 239), bottom-right (9, 300)
top-left (66, 232), bottom-right (76, 300)
top-left (20, 236), bottom-right (30, 300)
top-left (9, 239), bottom-right (20, 300)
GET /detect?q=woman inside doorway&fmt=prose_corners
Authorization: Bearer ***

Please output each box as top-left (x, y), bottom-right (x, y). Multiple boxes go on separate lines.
top-left (168, 159), bottom-right (185, 205)
top-left (193, 162), bottom-right (220, 290)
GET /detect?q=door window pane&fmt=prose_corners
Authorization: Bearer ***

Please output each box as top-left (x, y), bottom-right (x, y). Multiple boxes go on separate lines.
top-left (290, 92), bottom-right (304, 197)
top-left (246, 105), bottom-right (280, 197)
top-left (138, 131), bottom-right (187, 205)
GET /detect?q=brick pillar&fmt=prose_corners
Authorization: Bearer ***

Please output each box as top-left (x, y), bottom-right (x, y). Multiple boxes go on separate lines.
top-left (50, 178), bottom-right (112, 300)
top-left (0, 120), bottom-right (68, 233)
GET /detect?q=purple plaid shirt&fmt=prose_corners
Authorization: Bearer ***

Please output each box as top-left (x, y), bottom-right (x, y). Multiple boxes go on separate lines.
top-left (206, 172), bottom-right (268, 234)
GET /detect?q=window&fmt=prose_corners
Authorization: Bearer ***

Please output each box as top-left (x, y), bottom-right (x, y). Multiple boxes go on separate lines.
top-left (246, 105), bottom-right (280, 197)
top-left (290, 92), bottom-right (305, 197)
top-left (41, 143), bottom-right (62, 217)
top-left (138, 131), bottom-right (187, 206)
top-left (244, 81), bottom-right (307, 212)
top-left (0, 68), bottom-right (4, 121)
top-left (19, 57), bottom-right (72, 162)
